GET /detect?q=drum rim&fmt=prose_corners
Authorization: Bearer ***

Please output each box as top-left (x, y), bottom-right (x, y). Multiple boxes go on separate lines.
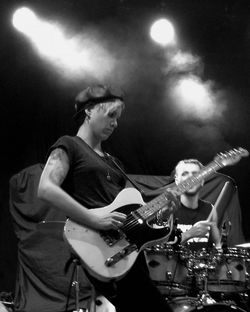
top-left (167, 297), bottom-right (247, 311)
top-left (145, 244), bottom-right (192, 255)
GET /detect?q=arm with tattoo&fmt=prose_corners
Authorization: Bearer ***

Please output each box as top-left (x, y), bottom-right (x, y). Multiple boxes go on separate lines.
top-left (47, 148), bottom-right (69, 186)
top-left (37, 147), bottom-right (87, 220)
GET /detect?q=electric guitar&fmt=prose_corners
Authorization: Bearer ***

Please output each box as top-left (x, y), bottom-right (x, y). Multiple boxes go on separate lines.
top-left (64, 147), bottom-right (248, 282)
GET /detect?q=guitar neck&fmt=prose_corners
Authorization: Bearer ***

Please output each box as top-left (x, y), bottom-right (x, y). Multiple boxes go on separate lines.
top-left (136, 159), bottom-right (223, 221)
top-left (173, 159), bottom-right (223, 194)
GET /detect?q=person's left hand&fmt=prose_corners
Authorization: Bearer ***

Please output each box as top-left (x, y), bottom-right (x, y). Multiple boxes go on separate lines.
top-left (158, 188), bottom-right (180, 221)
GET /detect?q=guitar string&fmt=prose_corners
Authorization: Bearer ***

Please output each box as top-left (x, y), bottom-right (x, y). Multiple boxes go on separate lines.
top-left (121, 215), bottom-right (138, 232)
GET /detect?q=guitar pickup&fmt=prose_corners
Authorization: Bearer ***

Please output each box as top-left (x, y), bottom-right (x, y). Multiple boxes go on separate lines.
top-left (105, 244), bottom-right (138, 267)
top-left (100, 229), bottom-right (125, 246)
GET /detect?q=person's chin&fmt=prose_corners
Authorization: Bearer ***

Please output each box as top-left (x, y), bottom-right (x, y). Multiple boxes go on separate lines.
top-left (185, 189), bottom-right (199, 196)
top-left (101, 132), bottom-right (112, 140)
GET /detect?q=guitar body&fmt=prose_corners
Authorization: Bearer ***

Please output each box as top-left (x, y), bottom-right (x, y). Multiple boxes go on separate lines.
top-left (64, 188), bottom-right (172, 281)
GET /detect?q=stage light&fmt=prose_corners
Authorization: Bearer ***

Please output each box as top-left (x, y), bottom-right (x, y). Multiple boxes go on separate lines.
top-left (12, 7), bottom-right (116, 79)
top-left (12, 7), bottom-right (37, 34)
top-left (178, 78), bottom-right (207, 103)
top-left (150, 18), bottom-right (175, 46)
top-left (169, 76), bottom-right (219, 120)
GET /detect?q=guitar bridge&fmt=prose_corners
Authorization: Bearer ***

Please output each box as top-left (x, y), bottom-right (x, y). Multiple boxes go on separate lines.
top-left (105, 244), bottom-right (138, 267)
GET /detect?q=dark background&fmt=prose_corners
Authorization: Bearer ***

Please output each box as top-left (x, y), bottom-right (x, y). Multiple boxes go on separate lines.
top-left (0, 0), bottom-right (250, 295)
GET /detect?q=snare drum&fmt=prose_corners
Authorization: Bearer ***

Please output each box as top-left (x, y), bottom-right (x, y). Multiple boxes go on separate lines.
top-left (144, 244), bottom-right (193, 296)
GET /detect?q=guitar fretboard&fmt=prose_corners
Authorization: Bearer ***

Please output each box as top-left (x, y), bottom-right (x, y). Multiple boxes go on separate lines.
top-left (136, 160), bottom-right (223, 220)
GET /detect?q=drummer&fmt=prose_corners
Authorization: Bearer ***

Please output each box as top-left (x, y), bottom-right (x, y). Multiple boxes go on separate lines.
top-left (172, 158), bottom-right (221, 250)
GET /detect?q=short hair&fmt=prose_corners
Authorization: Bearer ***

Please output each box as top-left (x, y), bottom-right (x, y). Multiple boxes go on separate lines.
top-left (174, 159), bottom-right (203, 177)
top-left (73, 84), bottom-right (124, 123)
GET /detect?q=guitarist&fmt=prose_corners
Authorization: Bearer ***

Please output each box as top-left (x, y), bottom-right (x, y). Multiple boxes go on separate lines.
top-left (38, 84), bottom-right (173, 312)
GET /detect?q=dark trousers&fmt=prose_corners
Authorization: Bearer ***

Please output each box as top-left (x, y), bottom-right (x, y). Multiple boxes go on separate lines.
top-left (88, 254), bottom-right (173, 312)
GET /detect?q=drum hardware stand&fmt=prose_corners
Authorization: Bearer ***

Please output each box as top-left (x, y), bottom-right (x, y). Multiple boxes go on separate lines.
top-left (197, 265), bottom-right (216, 305)
top-left (71, 258), bottom-right (86, 312)
top-left (65, 255), bottom-right (86, 312)
top-left (233, 292), bottom-right (250, 312)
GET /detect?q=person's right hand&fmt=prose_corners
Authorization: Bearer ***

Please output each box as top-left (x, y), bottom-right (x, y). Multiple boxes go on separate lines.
top-left (188, 220), bottom-right (212, 238)
top-left (90, 208), bottom-right (127, 230)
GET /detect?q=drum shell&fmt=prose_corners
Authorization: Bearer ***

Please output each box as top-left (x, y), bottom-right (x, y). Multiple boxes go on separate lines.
top-left (194, 248), bottom-right (250, 293)
top-left (144, 244), bottom-right (193, 296)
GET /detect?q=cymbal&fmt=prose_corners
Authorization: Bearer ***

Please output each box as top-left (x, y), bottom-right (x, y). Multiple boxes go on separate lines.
top-left (235, 242), bottom-right (250, 248)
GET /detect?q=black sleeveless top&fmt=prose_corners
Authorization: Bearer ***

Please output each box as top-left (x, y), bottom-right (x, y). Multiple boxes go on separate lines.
top-left (49, 135), bottom-right (126, 208)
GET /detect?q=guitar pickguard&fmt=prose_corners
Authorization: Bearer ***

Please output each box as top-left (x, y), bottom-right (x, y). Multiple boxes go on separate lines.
top-left (99, 203), bottom-right (171, 250)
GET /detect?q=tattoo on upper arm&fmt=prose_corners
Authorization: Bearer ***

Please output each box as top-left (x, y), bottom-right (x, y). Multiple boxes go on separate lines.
top-left (47, 148), bottom-right (70, 185)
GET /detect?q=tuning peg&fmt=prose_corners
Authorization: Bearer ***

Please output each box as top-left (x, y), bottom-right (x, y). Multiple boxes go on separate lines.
top-left (234, 147), bottom-right (249, 157)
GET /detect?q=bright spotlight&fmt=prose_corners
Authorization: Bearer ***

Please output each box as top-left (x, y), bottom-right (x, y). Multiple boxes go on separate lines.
top-left (12, 7), bottom-right (116, 80)
top-left (179, 78), bottom-right (207, 103)
top-left (150, 18), bottom-right (175, 46)
top-left (12, 7), bottom-right (37, 34)
top-left (169, 76), bottom-right (220, 120)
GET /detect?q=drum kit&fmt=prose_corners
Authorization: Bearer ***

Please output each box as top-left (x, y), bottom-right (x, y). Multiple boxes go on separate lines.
top-left (145, 243), bottom-right (250, 312)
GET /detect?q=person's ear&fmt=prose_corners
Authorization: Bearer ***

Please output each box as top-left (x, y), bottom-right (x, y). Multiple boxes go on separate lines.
top-left (174, 174), bottom-right (179, 185)
top-left (85, 108), bottom-right (91, 120)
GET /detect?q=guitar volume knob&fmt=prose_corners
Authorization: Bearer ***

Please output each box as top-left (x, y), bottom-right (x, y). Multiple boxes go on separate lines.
top-left (105, 257), bottom-right (114, 267)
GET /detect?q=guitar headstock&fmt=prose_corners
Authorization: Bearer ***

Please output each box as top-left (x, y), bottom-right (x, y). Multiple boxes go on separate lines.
top-left (214, 147), bottom-right (249, 167)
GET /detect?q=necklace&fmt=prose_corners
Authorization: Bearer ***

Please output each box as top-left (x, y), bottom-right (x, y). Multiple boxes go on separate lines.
top-left (107, 171), bottom-right (111, 181)
top-left (75, 136), bottom-right (113, 182)
top-left (93, 149), bottom-right (113, 182)
top-left (103, 152), bottom-right (112, 181)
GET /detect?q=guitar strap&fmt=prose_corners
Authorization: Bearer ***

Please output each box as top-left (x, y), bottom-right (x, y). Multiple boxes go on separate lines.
top-left (105, 153), bottom-right (145, 196)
